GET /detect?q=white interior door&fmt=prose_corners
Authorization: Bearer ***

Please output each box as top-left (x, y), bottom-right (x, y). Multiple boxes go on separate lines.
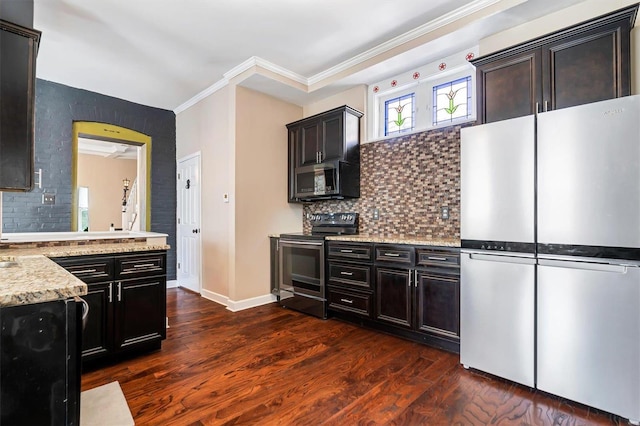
top-left (177, 153), bottom-right (201, 293)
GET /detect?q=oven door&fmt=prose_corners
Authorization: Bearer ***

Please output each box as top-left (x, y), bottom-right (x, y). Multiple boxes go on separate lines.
top-left (279, 239), bottom-right (325, 300)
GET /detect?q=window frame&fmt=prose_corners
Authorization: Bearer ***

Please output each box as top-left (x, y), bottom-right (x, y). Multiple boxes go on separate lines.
top-left (368, 48), bottom-right (478, 141)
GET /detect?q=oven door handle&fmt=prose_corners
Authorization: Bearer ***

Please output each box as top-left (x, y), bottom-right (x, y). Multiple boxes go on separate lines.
top-left (280, 240), bottom-right (324, 247)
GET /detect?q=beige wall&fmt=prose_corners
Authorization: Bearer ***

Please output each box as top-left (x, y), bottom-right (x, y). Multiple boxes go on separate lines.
top-left (234, 86), bottom-right (303, 301)
top-left (303, 85), bottom-right (368, 141)
top-left (176, 84), bottom-right (303, 303)
top-left (479, 0), bottom-right (640, 94)
top-left (77, 154), bottom-right (137, 231)
top-left (176, 86), bottom-right (231, 298)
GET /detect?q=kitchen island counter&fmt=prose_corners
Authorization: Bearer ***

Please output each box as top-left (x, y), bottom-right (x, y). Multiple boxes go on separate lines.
top-left (325, 234), bottom-right (460, 247)
top-left (0, 241), bottom-right (170, 307)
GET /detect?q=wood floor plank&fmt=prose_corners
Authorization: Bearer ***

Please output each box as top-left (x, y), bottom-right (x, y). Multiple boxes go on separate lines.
top-left (81, 288), bottom-right (624, 425)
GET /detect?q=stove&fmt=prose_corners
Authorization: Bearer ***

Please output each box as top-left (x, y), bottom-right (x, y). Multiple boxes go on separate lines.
top-left (280, 212), bottom-right (359, 240)
top-left (278, 213), bottom-right (358, 318)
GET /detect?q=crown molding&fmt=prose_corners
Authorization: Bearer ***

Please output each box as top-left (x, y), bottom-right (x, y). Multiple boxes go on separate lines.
top-left (225, 56), bottom-right (308, 85)
top-left (174, 78), bottom-right (228, 114)
top-left (174, 0), bottom-right (525, 113)
top-left (307, 0), bottom-right (520, 86)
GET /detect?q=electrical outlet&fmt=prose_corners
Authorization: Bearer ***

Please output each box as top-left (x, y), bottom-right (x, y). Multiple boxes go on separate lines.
top-left (42, 194), bottom-right (55, 205)
top-left (441, 206), bottom-right (449, 220)
top-left (373, 208), bottom-right (380, 220)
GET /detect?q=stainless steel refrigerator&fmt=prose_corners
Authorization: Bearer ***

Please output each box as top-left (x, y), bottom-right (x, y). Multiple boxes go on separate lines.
top-left (460, 95), bottom-right (640, 423)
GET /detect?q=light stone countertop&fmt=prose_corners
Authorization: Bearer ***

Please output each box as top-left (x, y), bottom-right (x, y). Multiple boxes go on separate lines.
top-left (0, 242), bottom-right (170, 307)
top-left (0, 256), bottom-right (87, 307)
top-left (325, 234), bottom-right (461, 247)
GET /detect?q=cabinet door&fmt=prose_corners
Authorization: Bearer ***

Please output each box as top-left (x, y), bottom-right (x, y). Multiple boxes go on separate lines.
top-left (81, 282), bottom-right (114, 361)
top-left (298, 121), bottom-right (320, 166)
top-left (320, 113), bottom-right (343, 162)
top-left (415, 272), bottom-right (459, 339)
top-left (542, 19), bottom-right (630, 111)
top-left (287, 126), bottom-right (299, 202)
top-left (0, 22), bottom-right (40, 191)
top-left (114, 276), bottom-right (166, 352)
top-left (375, 267), bottom-right (412, 328)
top-left (476, 50), bottom-right (542, 123)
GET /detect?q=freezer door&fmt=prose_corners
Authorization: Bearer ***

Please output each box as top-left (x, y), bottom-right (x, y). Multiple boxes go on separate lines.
top-left (460, 115), bottom-right (535, 243)
top-left (537, 259), bottom-right (640, 422)
top-left (460, 251), bottom-right (535, 387)
top-left (538, 95), bottom-right (640, 248)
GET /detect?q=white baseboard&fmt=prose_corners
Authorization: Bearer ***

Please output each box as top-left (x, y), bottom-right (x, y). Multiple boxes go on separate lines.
top-left (226, 293), bottom-right (277, 312)
top-left (201, 289), bottom-right (229, 307)
top-left (200, 289), bottom-right (277, 312)
top-left (166, 280), bottom-right (179, 288)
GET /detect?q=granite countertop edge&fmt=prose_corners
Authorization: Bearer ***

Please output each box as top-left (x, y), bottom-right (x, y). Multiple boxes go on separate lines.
top-left (324, 235), bottom-right (461, 247)
top-left (0, 243), bottom-right (171, 308)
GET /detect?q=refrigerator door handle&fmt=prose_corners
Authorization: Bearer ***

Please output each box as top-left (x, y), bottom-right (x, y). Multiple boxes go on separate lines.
top-left (538, 258), bottom-right (629, 273)
top-left (466, 253), bottom-right (536, 265)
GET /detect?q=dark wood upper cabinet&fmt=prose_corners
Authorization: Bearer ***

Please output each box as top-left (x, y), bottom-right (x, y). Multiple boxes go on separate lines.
top-left (473, 5), bottom-right (636, 124)
top-left (288, 105), bottom-right (362, 168)
top-left (0, 20), bottom-right (40, 191)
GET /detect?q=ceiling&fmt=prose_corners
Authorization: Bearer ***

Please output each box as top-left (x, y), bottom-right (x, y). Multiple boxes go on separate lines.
top-left (78, 137), bottom-right (138, 160)
top-left (34, 0), bottom-right (589, 111)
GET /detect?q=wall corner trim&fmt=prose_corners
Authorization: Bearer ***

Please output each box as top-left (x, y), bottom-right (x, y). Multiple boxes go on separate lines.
top-left (174, 79), bottom-right (229, 114)
top-left (226, 294), bottom-right (277, 312)
top-left (201, 289), bottom-right (229, 307)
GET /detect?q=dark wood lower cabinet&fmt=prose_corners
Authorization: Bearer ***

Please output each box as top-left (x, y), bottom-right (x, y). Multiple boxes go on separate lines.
top-left (81, 281), bottom-right (113, 359)
top-left (115, 276), bottom-right (166, 351)
top-left (415, 272), bottom-right (459, 338)
top-left (53, 251), bottom-right (167, 365)
top-left (375, 267), bottom-right (412, 328)
top-left (327, 242), bottom-right (460, 353)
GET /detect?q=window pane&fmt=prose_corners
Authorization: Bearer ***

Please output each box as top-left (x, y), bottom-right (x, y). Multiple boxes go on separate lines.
top-left (385, 93), bottom-right (415, 136)
top-left (433, 76), bottom-right (471, 125)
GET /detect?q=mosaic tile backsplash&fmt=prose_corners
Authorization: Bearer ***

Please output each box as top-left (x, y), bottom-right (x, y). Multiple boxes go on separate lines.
top-left (302, 124), bottom-right (467, 238)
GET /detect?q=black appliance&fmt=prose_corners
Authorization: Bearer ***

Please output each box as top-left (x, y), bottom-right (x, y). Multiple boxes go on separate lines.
top-left (0, 297), bottom-right (84, 425)
top-left (294, 160), bottom-right (359, 201)
top-left (279, 213), bottom-right (358, 318)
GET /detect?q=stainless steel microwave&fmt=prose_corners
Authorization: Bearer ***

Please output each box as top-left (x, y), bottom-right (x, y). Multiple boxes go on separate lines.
top-left (294, 160), bottom-right (359, 201)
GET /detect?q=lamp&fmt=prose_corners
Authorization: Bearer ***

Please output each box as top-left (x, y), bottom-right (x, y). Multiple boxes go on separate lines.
top-left (122, 178), bottom-right (130, 209)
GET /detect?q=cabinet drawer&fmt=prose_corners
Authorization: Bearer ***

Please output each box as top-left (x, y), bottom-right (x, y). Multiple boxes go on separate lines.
top-left (54, 257), bottom-right (114, 283)
top-left (328, 287), bottom-right (372, 317)
top-left (416, 248), bottom-right (460, 269)
top-left (327, 242), bottom-right (373, 261)
top-left (375, 245), bottom-right (413, 265)
top-left (328, 262), bottom-right (371, 289)
top-left (115, 253), bottom-right (165, 279)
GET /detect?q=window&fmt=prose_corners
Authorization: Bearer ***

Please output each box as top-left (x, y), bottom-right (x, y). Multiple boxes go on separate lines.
top-left (367, 48), bottom-right (478, 140)
top-left (433, 76), bottom-right (472, 125)
top-left (385, 93), bottom-right (415, 136)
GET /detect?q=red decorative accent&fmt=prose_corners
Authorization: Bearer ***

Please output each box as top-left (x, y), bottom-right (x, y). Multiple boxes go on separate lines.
top-left (465, 52), bottom-right (475, 61)
top-left (373, 86), bottom-right (379, 93)
top-left (438, 62), bottom-right (447, 71)
top-left (413, 72), bottom-right (420, 80)
top-left (391, 80), bottom-right (398, 87)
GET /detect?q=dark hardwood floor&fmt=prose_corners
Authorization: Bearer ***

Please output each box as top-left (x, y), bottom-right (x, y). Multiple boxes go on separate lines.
top-left (82, 288), bottom-right (625, 425)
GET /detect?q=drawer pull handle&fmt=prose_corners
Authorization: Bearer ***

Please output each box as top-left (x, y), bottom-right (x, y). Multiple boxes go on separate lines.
top-left (384, 253), bottom-right (400, 257)
top-left (340, 271), bottom-right (353, 276)
top-left (133, 263), bottom-right (156, 268)
top-left (427, 256), bottom-right (448, 261)
top-left (340, 298), bottom-right (353, 304)
top-left (340, 249), bottom-right (353, 253)
top-left (72, 269), bottom-right (97, 274)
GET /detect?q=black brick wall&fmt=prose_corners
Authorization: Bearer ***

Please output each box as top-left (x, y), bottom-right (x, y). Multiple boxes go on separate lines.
top-left (2, 79), bottom-right (177, 279)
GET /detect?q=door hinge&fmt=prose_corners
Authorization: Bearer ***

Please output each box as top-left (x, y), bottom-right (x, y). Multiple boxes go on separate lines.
top-left (178, 173), bottom-right (181, 179)
top-left (178, 262), bottom-right (181, 269)
top-left (178, 218), bottom-right (181, 224)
